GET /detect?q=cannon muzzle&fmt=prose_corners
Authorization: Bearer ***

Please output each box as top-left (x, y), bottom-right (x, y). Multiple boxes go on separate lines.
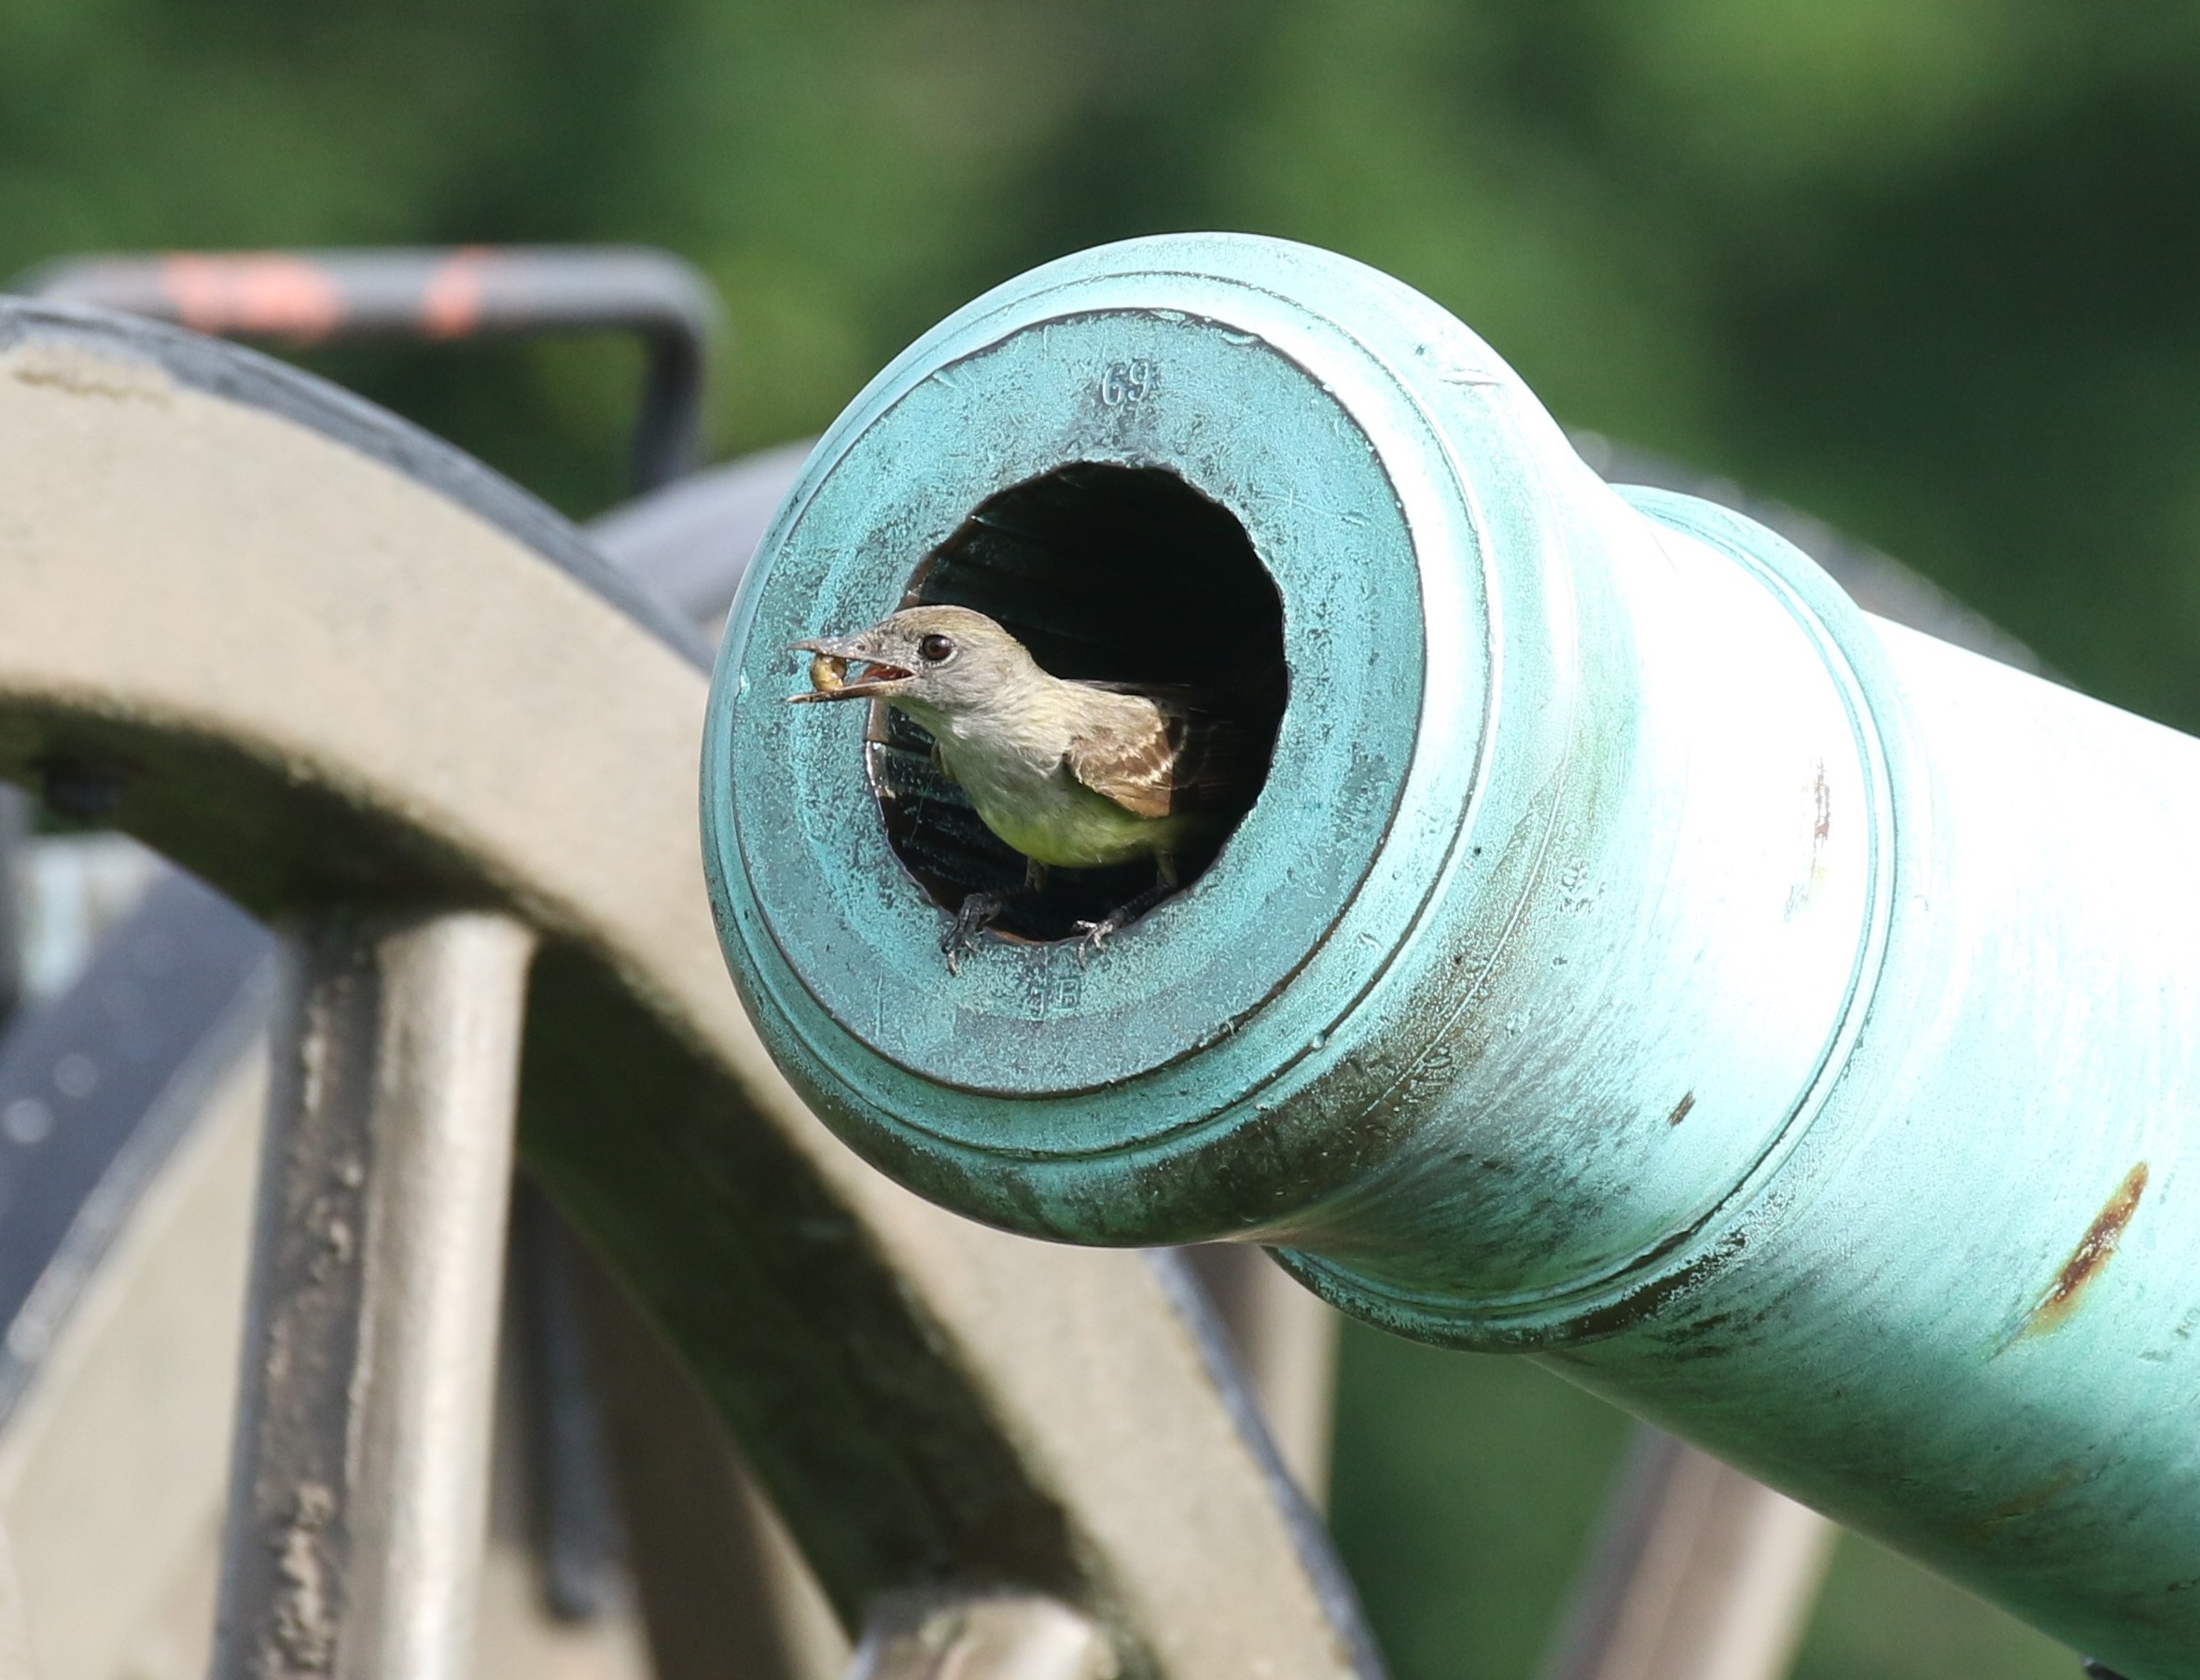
top-left (703, 234), bottom-right (2200, 1678)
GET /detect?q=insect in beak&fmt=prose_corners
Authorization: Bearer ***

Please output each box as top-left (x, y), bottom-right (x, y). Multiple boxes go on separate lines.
top-left (787, 639), bottom-right (913, 703)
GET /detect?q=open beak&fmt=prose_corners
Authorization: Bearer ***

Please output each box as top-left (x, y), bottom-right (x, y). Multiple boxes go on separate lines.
top-left (787, 635), bottom-right (914, 703)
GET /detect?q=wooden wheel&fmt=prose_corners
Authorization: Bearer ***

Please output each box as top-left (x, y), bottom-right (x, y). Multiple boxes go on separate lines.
top-left (0, 298), bottom-right (1373, 1680)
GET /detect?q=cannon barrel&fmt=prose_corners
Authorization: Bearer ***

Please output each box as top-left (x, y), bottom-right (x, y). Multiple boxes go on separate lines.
top-left (703, 233), bottom-right (2200, 1679)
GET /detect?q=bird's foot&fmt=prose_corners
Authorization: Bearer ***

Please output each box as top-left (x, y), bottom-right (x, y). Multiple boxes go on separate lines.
top-left (1071, 915), bottom-right (1121, 967)
top-left (942, 893), bottom-right (1006, 976)
top-left (1069, 866), bottom-right (1177, 966)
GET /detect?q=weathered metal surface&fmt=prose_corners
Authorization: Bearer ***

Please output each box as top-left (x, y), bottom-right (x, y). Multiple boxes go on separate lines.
top-left (593, 438), bottom-right (1345, 1504)
top-left (213, 909), bottom-right (533, 1680)
top-left (0, 299), bottom-right (1375, 1680)
top-left (705, 233), bottom-right (2200, 1678)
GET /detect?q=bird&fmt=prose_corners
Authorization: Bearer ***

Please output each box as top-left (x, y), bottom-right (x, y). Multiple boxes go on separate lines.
top-left (787, 604), bottom-right (1260, 970)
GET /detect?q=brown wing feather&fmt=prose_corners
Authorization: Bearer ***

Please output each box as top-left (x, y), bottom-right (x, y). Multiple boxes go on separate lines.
top-left (1062, 685), bottom-right (1266, 820)
top-left (1064, 695), bottom-right (1177, 819)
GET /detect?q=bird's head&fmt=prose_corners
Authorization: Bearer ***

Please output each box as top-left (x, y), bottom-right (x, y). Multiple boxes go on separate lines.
top-left (788, 604), bottom-right (1041, 726)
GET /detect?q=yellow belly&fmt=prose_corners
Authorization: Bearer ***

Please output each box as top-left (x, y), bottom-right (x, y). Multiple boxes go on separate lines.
top-left (967, 776), bottom-right (1186, 869)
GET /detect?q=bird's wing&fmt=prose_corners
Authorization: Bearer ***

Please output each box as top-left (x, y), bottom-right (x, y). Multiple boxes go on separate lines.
top-left (1063, 696), bottom-right (1178, 819)
top-left (1064, 687), bottom-right (1270, 821)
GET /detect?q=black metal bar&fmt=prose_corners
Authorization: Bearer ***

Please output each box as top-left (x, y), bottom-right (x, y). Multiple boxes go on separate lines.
top-left (0, 788), bottom-right (24, 1031)
top-left (16, 246), bottom-right (719, 493)
top-left (512, 1177), bottom-right (633, 1622)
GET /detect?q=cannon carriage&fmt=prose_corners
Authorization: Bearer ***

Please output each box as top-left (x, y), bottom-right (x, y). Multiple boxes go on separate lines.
top-left (0, 241), bottom-right (2131, 1680)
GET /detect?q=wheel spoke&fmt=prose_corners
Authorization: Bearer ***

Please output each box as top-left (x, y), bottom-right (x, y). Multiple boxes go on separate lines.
top-left (214, 909), bottom-right (533, 1680)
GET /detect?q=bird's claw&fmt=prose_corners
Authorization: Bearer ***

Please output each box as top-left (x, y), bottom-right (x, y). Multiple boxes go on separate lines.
top-left (942, 893), bottom-right (1006, 975)
top-left (942, 922), bottom-right (981, 976)
top-left (1071, 917), bottom-right (1120, 967)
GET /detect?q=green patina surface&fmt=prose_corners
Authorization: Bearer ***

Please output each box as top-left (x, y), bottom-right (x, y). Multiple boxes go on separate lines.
top-left (706, 234), bottom-right (2200, 1678)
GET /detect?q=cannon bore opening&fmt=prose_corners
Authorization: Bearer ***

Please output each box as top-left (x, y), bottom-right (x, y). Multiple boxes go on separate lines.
top-left (866, 464), bottom-right (1288, 944)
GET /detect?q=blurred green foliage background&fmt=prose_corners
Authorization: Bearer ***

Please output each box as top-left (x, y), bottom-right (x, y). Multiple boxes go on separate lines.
top-left (3, 1), bottom-right (2169, 1673)
top-left (15, 0), bottom-right (2200, 730)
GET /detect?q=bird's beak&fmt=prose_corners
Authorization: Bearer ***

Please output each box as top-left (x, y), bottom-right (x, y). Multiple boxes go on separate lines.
top-left (787, 633), bottom-right (914, 703)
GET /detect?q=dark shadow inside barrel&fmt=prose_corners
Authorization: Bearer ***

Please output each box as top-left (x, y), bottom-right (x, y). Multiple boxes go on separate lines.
top-left (866, 464), bottom-right (1288, 944)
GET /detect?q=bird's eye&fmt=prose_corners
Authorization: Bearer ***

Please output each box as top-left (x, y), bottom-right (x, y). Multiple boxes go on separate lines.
top-left (917, 633), bottom-right (955, 664)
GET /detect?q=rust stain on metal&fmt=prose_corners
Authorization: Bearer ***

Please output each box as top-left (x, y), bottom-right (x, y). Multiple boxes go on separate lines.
top-left (2017, 1162), bottom-right (2149, 1341)
top-left (160, 253), bottom-right (344, 342)
top-left (1665, 1091), bottom-right (1695, 1127)
top-left (1786, 759), bottom-right (1832, 918)
top-left (420, 245), bottom-right (494, 339)
top-left (1959, 1464), bottom-right (2081, 1540)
